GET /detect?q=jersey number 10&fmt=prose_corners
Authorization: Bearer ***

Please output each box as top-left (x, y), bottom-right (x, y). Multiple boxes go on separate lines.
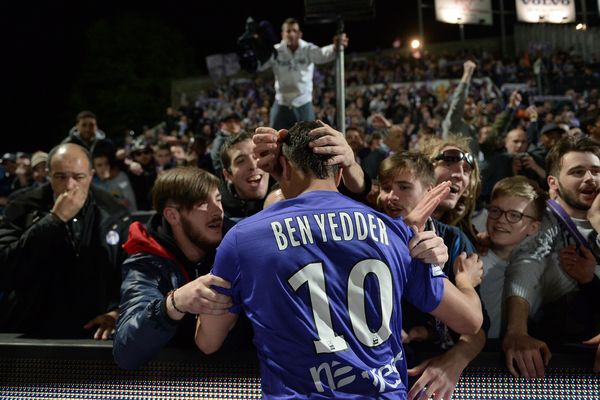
top-left (288, 259), bottom-right (394, 354)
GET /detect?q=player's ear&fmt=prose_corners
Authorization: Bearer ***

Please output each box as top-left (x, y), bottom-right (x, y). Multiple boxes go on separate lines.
top-left (334, 167), bottom-right (343, 187)
top-left (280, 155), bottom-right (292, 180)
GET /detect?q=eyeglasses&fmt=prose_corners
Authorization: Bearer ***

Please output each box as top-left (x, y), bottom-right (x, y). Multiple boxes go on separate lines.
top-left (487, 206), bottom-right (536, 224)
top-left (434, 149), bottom-right (475, 171)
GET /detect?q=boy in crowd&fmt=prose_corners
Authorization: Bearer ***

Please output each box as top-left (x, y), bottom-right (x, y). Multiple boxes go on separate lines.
top-left (92, 149), bottom-right (137, 212)
top-left (479, 176), bottom-right (545, 339)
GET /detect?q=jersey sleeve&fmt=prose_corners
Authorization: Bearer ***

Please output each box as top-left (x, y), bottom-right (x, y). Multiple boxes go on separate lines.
top-left (403, 259), bottom-right (446, 313)
top-left (210, 228), bottom-right (243, 314)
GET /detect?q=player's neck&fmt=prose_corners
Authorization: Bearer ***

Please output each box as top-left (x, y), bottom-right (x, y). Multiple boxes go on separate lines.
top-left (303, 179), bottom-right (338, 194)
top-left (284, 176), bottom-right (338, 198)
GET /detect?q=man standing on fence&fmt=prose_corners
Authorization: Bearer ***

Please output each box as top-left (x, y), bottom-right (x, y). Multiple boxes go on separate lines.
top-left (259, 18), bottom-right (348, 130)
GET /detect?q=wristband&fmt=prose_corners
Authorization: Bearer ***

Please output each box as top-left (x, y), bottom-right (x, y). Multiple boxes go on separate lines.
top-left (168, 289), bottom-right (185, 314)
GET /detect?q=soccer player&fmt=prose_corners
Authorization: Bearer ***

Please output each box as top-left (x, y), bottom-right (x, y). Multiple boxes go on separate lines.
top-left (195, 121), bottom-right (483, 399)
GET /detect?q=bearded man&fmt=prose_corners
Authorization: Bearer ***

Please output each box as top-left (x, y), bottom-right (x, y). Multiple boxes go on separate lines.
top-left (113, 167), bottom-right (252, 369)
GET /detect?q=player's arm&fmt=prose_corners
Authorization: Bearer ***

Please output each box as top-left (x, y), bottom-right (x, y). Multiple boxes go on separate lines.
top-left (194, 230), bottom-right (242, 355)
top-left (195, 312), bottom-right (239, 354)
top-left (308, 122), bottom-right (366, 194)
top-left (429, 274), bottom-right (482, 336)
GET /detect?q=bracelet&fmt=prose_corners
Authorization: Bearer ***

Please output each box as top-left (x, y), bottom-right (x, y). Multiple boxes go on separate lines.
top-left (168, 289), bottom-right (186, 314)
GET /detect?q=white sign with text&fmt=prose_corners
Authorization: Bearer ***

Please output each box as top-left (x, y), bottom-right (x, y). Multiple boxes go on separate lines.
top-left (516, 0), bottom-right (576, 23)
top-left (435, 0), bottom-right (493, 25)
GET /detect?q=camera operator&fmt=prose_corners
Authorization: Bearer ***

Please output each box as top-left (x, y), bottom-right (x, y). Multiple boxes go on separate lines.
top-left (257, 18), bottom-right (348, 130)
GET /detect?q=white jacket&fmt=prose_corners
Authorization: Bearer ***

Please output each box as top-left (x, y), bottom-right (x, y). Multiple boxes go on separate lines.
top-left (259, 39), bottom-right (335, 107)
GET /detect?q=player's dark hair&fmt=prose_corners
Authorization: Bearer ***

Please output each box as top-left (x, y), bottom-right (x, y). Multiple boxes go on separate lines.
top-left (282, 121), bottom-right (339, 179)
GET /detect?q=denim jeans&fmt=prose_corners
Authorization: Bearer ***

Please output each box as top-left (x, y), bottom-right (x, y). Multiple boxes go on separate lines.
top-left (269, 101), bottom-right (315, 130)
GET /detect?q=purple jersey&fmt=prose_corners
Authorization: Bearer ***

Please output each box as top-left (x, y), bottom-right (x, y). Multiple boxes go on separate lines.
top-left (211, 191), bottom-right (445, 399)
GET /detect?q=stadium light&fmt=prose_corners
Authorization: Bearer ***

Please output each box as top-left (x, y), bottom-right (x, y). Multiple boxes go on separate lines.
top-left (410, 39), bottom-right (421, 49)
top-left (575, 23), bottom-right (587, 30)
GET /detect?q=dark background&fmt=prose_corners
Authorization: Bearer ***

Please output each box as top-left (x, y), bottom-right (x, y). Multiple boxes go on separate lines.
top-left (2, 0), bottom-right (596, 153)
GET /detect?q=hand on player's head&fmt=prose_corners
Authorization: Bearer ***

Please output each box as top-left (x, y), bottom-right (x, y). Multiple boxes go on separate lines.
top-left (308, 121), bottom-right (355, 168)
top-left (253, 127), bottom-right (285, 181)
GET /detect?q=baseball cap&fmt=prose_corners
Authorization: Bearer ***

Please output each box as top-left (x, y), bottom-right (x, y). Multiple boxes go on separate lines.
top-left (220, 112), bottom-right (242, 123)
top-left (540, 122), bottom-right (568, 136)
top-left (1, 153), bottom-right (16, 164)
top-left (31, 151), bottom-right (48, 168)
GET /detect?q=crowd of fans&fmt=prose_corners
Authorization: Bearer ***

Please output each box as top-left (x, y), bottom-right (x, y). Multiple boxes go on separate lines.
top-left (2, 47), bottom-right (597, 215)
top-left (1, 42), bottom-right (600, 396)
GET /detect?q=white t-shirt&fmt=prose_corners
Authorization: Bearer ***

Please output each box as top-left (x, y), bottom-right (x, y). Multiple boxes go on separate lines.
top-left (480, 250), bottom-right (508, 339)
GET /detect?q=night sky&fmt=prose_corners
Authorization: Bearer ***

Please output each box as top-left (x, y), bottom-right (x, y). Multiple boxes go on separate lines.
top-left (2, 0), bottom-right (579, 153)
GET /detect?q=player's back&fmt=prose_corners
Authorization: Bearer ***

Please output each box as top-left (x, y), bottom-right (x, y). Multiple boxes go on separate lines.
top-left (216, 190), bottom-right (444, 399)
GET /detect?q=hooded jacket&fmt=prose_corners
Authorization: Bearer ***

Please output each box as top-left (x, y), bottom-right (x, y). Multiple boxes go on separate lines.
top-left (220, 180), bottom-right (264, 233)
top-left (62, 127), bottom-right (108, 153)
top-left (113, 212), bottom-right (253, 370)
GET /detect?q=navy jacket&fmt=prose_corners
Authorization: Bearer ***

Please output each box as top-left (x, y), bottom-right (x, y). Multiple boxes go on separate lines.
top-left (113, 213), bottom-right (253, 369)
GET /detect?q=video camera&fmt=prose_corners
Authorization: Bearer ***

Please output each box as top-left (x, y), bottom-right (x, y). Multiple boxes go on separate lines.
top-left (237, 17), bottom-right (278, 73)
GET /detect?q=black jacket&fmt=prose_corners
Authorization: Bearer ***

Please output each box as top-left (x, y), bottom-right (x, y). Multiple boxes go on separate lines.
top-left (0, 183), bottom-right (130, 337)
top-left (126, 164), bottom-right (157, 211)
top-left (220, 180), bottom-right (264, 233)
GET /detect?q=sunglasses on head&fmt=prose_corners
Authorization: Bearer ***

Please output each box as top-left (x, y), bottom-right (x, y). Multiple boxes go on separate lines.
top-left (434, 149), bottom-right (475, 170)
